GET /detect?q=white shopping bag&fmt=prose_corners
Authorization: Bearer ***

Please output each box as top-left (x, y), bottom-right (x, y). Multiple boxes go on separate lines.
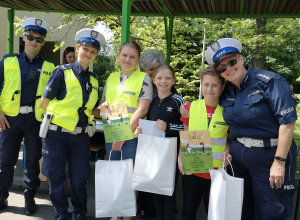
top-left (95, 151), bottom-right (136, 218)
top-left (132, 133), bottom-right (177, 196)
top-left (208, 158), bottom-right (244, 220)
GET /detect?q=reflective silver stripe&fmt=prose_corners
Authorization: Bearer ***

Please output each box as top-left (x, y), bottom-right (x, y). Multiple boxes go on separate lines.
top-left (212, 152), bottom-right (223, 160)
top-left (211, 138), bottom-right (227, 145)
top-left (127, 106), bottom-right (138, 114)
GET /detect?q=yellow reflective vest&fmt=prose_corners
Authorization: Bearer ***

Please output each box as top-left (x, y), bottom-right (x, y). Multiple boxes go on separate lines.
top-left (0, 56), bottom-right (55, 122)
top-left (106, 70), bottom-right (146, 137)
top-left (47, 67), bottom-right (98, 132)
top-left (189, 99), bottom-right (229, 168)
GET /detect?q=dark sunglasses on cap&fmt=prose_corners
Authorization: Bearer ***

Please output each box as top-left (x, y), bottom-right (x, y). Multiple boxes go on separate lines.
top-left (216, 57), bottom-right (239, 74)
top-left (25, 35), bottom-right (44, 43)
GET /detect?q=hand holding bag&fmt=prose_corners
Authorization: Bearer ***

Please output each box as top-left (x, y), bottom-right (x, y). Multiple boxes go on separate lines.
top-left (95, 151), bottom-right (136, 218)
top-left (208, 158), bottom-right (244, 220)
top-left (132, 133), bottom-right (177, 196)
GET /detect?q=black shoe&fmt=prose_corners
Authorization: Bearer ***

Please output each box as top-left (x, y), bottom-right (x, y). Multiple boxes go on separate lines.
top-left (24, 197), bottom-right (37, 216)
top-left (0, 198), bottom-right (8, 210)
top-left (74, 214), bottom-right (86, 220)
top-left (140, 210), bottom-right (146, 219)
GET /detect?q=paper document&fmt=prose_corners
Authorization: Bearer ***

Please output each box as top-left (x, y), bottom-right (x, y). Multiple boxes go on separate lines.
top-left (139, 119), bottom-right (165, 138)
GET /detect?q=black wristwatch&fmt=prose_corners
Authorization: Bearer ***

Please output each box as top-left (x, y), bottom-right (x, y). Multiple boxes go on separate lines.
top-left (274, 156), bottom-right (286, 162)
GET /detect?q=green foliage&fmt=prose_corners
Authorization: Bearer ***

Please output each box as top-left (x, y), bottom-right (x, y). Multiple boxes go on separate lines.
top-left (48, 14), bottom-right (300, 99)
top-left (93, 55), bottom-right (116, 88)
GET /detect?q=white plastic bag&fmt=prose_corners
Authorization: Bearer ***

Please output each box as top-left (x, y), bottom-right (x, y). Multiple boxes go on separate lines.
top-left (132, 134), bottom-right (177, 196)
top-left (95, 151), bottom-right (136, 218)
top-left (208, 158), bottom-right (244, 220)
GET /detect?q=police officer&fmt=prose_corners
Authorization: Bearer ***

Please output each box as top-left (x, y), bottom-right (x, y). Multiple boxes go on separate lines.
top-left (205, 38), bottom-right (297, 220)
top-left (39, 28), bottom-right (104, 220)
top-left (0, 17), bottom-right (55, 215)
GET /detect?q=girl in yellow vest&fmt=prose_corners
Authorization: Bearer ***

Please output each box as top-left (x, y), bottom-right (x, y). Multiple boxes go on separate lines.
top-left (178, 66), bottom-right (232, 219)
top-left (100, 41), bottom-right (153, 220)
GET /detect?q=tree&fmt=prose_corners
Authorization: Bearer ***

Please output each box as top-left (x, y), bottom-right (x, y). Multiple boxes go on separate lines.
top-left (27, 14), bottom-right (300, 97)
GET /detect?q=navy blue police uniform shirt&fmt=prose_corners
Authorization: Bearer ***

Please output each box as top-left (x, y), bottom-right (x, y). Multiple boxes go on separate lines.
top-left (0, 52), bottom-right (55, 106)
top-left (220, 66), bottom-right (297, 139)
top-left (43, 60), bottom-right (99, 127)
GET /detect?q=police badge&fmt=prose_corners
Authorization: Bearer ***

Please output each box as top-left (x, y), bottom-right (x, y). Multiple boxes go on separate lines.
top-left (210, 40), bottom-right (220, 52)
top-left (91, 30), bottom-right (98, 39)
top-left (35, 19), bottom-right (42, 27)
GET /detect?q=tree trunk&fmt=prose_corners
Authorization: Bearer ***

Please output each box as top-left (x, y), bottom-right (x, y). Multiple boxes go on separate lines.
top-left (254, 18), bottom-right (267, 69)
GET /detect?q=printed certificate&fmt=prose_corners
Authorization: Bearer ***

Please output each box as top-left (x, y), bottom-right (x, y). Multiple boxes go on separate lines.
top-left (100, 103), bottom-right (133, 143)
top-left (179, 130), bottom-right (213, 173)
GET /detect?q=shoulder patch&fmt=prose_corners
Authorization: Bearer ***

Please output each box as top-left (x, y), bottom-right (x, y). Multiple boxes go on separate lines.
top-left (3, 53), bottom-right (19, 58)
top-left (255, 72), bottom-right (272, 83)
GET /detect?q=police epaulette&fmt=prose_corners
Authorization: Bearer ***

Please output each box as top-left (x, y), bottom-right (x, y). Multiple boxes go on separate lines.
top-left (60, 64), bottom-right (72, 70)
top-left (255, 72), bottom-right (272, 83)
top-left (3, 53), bottom-right (19, 58)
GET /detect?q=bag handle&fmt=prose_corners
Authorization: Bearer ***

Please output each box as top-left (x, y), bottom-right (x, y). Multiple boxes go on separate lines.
top-left (151, 123), bottom-right (165, 138)
top-left (222, 157), bottom-right (234, 177)
top-left (107, 150), bottom-right (123, 169)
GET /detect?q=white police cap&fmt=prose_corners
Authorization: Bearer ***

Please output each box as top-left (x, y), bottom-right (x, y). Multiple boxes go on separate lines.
top-left (22, 17), bottom-right (50, 37)
top-left (205, 38), bottom-right (242, 66)
top-left (75, 28), bottom-right (105, 51)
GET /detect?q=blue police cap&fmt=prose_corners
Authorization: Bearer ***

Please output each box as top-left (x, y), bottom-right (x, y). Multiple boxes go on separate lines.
top-left (22, 17), bottom-right (50, 37)
top-left (205, 38), bottom-right (242, 66)
top-left (75, 28), bottom-right (105, 51)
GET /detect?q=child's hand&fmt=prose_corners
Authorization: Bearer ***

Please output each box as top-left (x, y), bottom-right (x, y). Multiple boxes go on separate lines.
top-left (112, 141), bottom-right (125, 151)
top-left (134, 125), bottom-right (143, 137)
top-left (221, 151), bottom-right (232, 166)
top-left (156, 119), bottom-right (167, 131)
top-left (180, 102), bottom-right (189, 118)
top-left (178, 149), bottom-right (191, 175)
top-left (178, 153), bottom-right (185, 175)
top-left (98, 102), bottom-right (109, 117)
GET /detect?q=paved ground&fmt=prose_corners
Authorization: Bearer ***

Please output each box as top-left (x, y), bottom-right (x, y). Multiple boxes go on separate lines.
top-left (0, 146), bottom-right (205, 220)
top-left (0, 146), bottom-right (299, 220)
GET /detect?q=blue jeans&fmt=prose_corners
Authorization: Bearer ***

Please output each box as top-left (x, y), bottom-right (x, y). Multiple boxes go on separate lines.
top-left (105, 138), bottom-right (138, 164)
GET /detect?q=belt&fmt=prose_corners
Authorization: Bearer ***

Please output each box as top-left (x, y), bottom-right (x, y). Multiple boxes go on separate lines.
top-left (19, 106), bottom-right (33, 114)
top-left (49, 124), bottom-right (88, 135)
top-left (237, 137), bottom-right (278, 148)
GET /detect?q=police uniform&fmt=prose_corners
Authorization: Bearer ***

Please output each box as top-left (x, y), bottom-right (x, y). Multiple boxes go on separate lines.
top-left (0, 17), bottom-right (55, 214)
top-left (206, 38), bottom-right (297, 220)
top-left (41, 28), bottom-right (104, 220)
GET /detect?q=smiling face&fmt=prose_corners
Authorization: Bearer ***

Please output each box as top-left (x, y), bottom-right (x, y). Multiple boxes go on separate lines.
top-left (118, 46), bottom-right (140, 75)
top-left (215, 54), bottom-right (246, 88)
top-left (65, 51), bottom-right (75, 64)
top-left (23, 32), bottom-right (45, 56)
top-left (76, 44), bottom-right (98, 68)
top-left (153, 68), bottom-right (175, 93)
top-left (201, 74), bottom-right (224, 102)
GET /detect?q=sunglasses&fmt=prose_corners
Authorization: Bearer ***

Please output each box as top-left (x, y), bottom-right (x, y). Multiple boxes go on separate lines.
top-left (25, 35), bottom-right (44, 43)
top-left (216, 57), bottom-right (239, 74)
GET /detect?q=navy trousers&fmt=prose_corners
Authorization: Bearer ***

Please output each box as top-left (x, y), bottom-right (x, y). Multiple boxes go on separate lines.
top-left (42, 130), bottom-right (91, 220)
top-left (230, 138), bottom-right (296, 220)
top-left (0, 113), bottom-right (41, 199)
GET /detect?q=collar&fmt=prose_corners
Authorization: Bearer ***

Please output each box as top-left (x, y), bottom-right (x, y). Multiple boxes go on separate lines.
top-left (21, 52), bottom-right (40, 62)
top-left (239, 66), bottom-right (251, 90)
top-left (73, 60), bottom-right (90, 75)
